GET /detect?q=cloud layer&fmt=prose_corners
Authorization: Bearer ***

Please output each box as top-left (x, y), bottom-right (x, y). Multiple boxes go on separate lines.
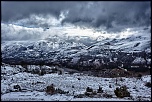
top-left (2, 1), bottom-right (151, 31)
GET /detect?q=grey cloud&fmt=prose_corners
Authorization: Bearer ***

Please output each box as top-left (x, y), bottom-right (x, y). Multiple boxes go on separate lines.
top-left (1, 23), bottom-right (44, 41)
top-left (1, 1), bottom-right (78, 21)
top-left (62, 1), bottom-right (151, 31)
top-left (2, 1), bottom-right (151, 32)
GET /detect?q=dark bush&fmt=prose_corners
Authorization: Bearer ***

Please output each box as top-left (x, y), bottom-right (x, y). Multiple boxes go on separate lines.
top-left (45, 84), bottom-right (69, 95)
top-left (97, 86), bottom-right (103, 93)
top-left (36, 81), bottom-right (45, 84)
top-left (13, 85), bottom-right (21, 92)
top-left (84, 91), bottom-right (91, 96)
top-left (119, 77), bottom-right (124, 81)
top-left (58, 70), bottom-right (62, 75)
top-left (45, 84), bottom-right (55, 95)
top-left (84, 91), bottom-right (94, 97)
top-left (145, 82), bottom-right (151, 88)
top-left (77, 78), bottom-right (81, 80)
top-left (137, 73), bottom-right (142, 79)
top-left (92, 91), bottom-right (97, 95)
top-left (134, 43), bottom-right (140, 47)
top-left (109, 84), bottom-right (112, 88)
top-left (114, 86), bottom-right (130, 98)
top-left (105, 79), bottom-right (109, 81)
top-left (84, 87), bottom-right (94, 97)
top-left (86, 87), bottom-right (93, 92)
top-left (133, 86), bottom-right (136, 89)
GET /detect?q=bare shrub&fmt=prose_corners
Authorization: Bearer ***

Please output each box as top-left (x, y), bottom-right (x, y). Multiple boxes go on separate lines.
top-left (109, 84), bottom-right (112, 88)
top-left (86, 87), bottom-right (93, 92)
top-left (119, 77), bottom-right (124, 81)
top-left (45, 84), bottom-right (69, 95)
top-left (97, 86), bottom-right (103, 93)
top-left (137, 73), bottom-right (142, 80)
top-left (77, 78), bottom-right (81, 80)
top-left (114, 85), bottom-right (130, 98)
top-left (92, 91), bottom-right (97, 95)
top-left (84, 87), bottom-right (93, 97)
top-left (58, 70), bottom-right (62, 75)
top-left (45, 84), bottom-right (55, 95)
top-left (145, 82), bottom-right (151, 88)
top-left (13, 84), bottom-right (21, 92)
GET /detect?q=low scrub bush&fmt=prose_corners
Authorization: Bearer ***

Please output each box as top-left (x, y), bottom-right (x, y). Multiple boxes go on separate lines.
top-left (97, 86), bottom-right (103, 93)
top-left (145, 82), bottom-right (151, 88)
top-left (45, 84), bottom-right (69, 95)
top-left (86, 87), bottom-right (93, 92)
top-left (114, 85), bottom-right (130, 98)
top-left (45, 84), bottom-right (55, 95)
top-left (13, 84), bottom-right (21, 92)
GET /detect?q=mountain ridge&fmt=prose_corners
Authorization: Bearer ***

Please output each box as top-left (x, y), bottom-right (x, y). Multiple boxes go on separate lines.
top-left (1, 27), bottom-right (151, 71)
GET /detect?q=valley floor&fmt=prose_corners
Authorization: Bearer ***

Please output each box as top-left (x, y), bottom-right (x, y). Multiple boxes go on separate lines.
top-left (1, 65), bottom-right (151, 101)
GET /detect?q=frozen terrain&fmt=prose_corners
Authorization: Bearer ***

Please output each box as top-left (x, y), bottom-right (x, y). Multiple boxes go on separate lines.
top-left (1, 1), bottom-right (151, 101)
top-left (1, 64), bottom-right (151, 101)
top-left (1, 26), bottom-right (151, 101)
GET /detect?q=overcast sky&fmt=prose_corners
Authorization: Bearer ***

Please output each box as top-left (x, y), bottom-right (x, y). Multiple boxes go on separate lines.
top-left (1, 1), bottom-right (151, 41)
top-left (2, 1), bottom-right (151, 28)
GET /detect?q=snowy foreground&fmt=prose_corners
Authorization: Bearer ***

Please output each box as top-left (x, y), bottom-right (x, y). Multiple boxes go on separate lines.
top-left (1, 65), bottom-right (151, 101)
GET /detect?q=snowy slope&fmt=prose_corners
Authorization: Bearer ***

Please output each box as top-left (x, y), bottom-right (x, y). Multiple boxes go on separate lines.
top-left (1, 64), bottom-right (151, 101)
top-left (2, 27), bottom-right (151, 58)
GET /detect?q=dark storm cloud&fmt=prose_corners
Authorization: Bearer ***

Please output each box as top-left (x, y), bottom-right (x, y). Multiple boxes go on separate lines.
top-left (1, 1), bottom-right (151, 31)
top-left (1, 1), bottom-right (78, 21)
top-left (61, 1), bottom-right (151, 30)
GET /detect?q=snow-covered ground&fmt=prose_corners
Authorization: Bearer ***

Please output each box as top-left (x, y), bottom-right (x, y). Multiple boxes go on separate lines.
top-left (1, 65), bottom-right (151, 101)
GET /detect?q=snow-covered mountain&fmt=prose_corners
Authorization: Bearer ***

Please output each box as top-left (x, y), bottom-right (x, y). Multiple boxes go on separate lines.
top-left (1, 26), bottom-right (151, 101)
top-left (1, 26), bottom-right (151, 71)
